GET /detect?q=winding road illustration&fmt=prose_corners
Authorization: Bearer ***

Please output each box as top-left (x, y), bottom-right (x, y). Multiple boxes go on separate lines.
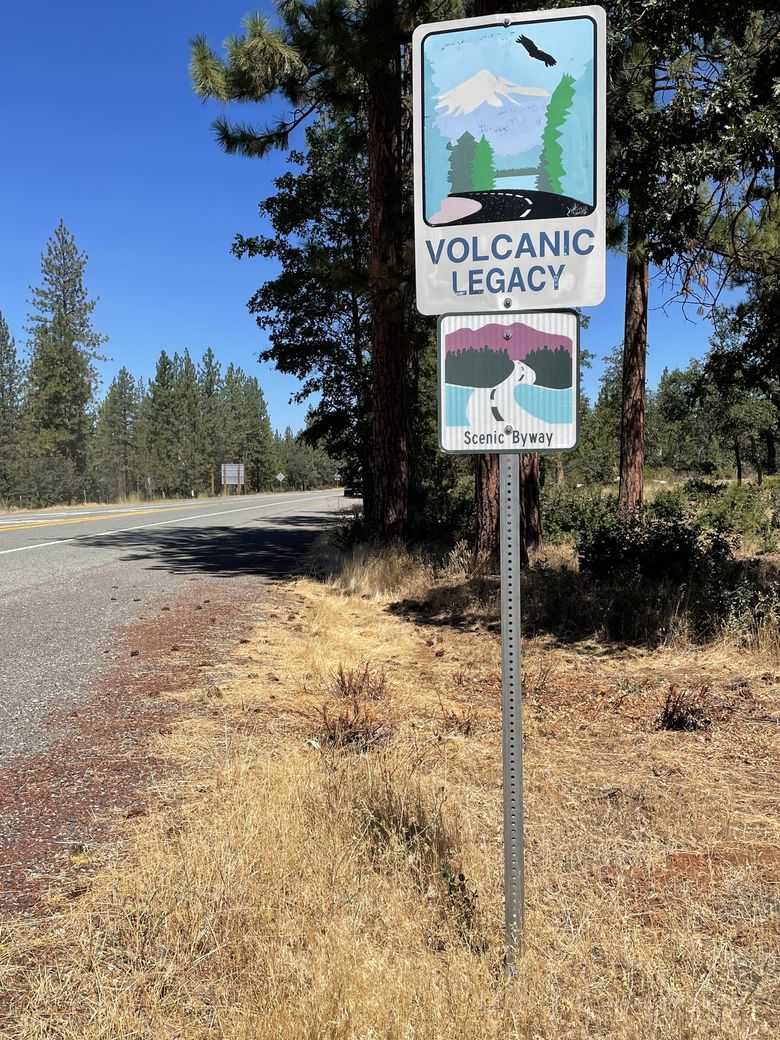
top-left (466, 360), bottom-right (536, 427)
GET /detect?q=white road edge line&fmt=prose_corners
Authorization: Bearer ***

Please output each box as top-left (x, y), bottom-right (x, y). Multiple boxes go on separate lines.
top-left (0, 493), bottom-right (339, 557)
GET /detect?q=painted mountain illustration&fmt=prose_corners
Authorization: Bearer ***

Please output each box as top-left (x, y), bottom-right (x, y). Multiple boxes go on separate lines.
top-left (444, 322), bottom-right (573, 390)
top-left (435, 70), bottom-right (549, 156)
top-left (422, 19), bottom-right (597, 225)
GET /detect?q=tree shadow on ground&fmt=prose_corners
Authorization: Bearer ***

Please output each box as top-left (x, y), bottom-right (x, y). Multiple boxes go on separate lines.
top-left (77, 511), bottom-right (337, 579)
top-left (387, 567), bottom-right (711, 649)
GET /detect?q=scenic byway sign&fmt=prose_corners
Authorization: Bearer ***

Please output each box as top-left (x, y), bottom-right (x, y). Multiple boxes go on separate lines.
top-left (413, 7), bottom-right (606, 315)
top-left (438, 310), bottom-right (579, 453)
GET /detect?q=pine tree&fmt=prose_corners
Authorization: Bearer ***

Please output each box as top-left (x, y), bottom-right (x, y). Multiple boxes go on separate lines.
top-left (0, 311), bottom-right (22, 500)
top-left (606, 6), bottom-right (780, 514)
top-left (447, 132), bottom-right (478, 194)
top-left (27, 221), bottom-right (107, 366)
top-left (233, 115), bottom-right (373, 515)
top-left (92, 368), bottom-right (142, 500)
top-left (537, 75), bottom-right (576, 195)
top-left (220, 365), bottom-right (274, 492)
top-left (199, 347), bottom-right (223, 495)
top-left (141, 351), bottom-right (179, 496)
top-left (20, 312), bottom-right (93, 504)
top-left (172, 350), bottom-right (207, 495)
top-left (471, 135), bottom-right (496, 192)
top-left (190, 0), bottom-right (421, 539)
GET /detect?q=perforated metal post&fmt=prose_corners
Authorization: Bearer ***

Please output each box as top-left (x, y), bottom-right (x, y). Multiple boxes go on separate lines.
top-left (499, 453), bottom-right (524, 971)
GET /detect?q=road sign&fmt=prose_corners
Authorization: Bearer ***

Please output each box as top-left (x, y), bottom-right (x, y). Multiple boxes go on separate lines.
top-left (438, 310), bottom-right (578, 453)
top-left (413, 7), bottom-right (606, 315)
top-left (276, 472), bottom-right (286, 483)
top-left (222, 463), bottom-right (245, 486)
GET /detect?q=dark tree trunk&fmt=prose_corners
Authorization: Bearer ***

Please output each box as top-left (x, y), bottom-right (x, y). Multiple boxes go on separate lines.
top-left (765, 429), bottom-right (777, 475)
top-left (361, 444), bottom-right (376, 524)
top-left (521, 453), bottom-right (543, 555)
top-left (734, 438), bottom-right (743, 484)
top-left (618, 222), bottom-right (649, 516)
top-left (750, 435), bottom-right (763, 486)
top-left (366, 0), bottom-right (407, 542)
top-left (475, 454), bottom-right (500, 571)
top-left (470, 0), bottom-right (522, 567)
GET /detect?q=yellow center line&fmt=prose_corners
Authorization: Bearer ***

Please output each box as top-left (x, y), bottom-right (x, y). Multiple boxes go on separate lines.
top-left (0, 501), bottom-right (223, 533)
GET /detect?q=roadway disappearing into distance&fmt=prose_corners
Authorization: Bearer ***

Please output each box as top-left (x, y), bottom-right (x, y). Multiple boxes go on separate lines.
top-left (0, 490), bottom-right (348, 762)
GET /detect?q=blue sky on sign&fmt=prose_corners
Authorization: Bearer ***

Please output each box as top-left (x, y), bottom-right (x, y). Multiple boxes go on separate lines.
top-left (425, 18), bottom-right (593, 93)
top-left (0, 2), bottom-right (730, 427)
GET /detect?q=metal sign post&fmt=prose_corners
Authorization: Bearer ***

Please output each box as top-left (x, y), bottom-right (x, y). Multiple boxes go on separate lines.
top-left (499, 453), bottom-right (524, 969)
top-left (434, 308), bottom-right (578, 969)
top-left (413, 6), bottom-right (606, 971)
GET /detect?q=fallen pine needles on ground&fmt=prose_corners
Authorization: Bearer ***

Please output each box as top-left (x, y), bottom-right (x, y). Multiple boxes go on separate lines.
top-left (2, 547), bottom-right (779, 1038)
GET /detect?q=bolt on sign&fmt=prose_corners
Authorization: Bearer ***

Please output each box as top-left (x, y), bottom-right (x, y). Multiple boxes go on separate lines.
top-left (412, 7), bottom-right (606, 315)
top-left (439, 310), bottom-right (579, 453)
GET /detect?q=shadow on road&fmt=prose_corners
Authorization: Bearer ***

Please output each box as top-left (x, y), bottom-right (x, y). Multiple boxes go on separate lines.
top-left (76, 510), bottom-right (337, 579)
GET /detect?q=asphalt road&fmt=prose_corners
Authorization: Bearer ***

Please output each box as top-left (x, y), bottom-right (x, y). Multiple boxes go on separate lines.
top-left (0, 490), bottom-right (349, 762)
top-left (445, 188), bottom-right (593, 224)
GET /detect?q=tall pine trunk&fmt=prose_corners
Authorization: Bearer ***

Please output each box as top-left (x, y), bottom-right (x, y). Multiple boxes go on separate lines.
top-left (521, 453), bottom-right (543, 552)
top-left (366, 0), bottom-right (408, 542)
top-left (475, 454), bottom-right (500, 570)
top-left (469, 0), bottom-right (545, 568)
top-left (618, 221), bottom-right (649, 516)
top-left (765, 429), bottom-right (776, 475)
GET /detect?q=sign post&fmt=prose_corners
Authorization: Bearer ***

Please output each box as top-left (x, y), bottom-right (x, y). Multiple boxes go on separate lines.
top-left (499, 451), bottom-right (523, 966)
top-left (413, 7), bottom-right (605, 969)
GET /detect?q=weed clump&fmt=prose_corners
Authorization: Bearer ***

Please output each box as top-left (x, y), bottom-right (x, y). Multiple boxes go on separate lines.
top-left (436, 698), bottom-right (477, 737)
top-left (655, 684), bottom-right (712, 732)
top-left (318, 695), bottom-right (392, 751)
top-left (329, 661), bottom-right (388, 701)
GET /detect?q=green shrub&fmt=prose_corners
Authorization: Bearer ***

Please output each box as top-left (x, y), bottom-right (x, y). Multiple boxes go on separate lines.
top-left (578, 512), bottom-right (734, 585)
top-left (646, 486), bottom-right (687, 521)
top-left (541, 484), bottom-right (615, 545)
top-left (682, 477), bottom-right (721, 502)
top-left (700, 482), bottom-right (771, 538)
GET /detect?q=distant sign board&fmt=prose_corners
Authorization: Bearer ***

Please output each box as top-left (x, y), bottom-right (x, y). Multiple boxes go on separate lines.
top-left (413, 7), bottom-right (606, 315)
top-left (438, 310), bottom-right (578, 453)
top-left (222, 463), bottom-right (245, 486)
top-left (276, 472), bottom-right (286, 483)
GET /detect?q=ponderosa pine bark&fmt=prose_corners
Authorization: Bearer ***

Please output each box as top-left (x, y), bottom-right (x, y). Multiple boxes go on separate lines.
top-left (475, 453), bottom-right (500, 570)
top-left (618, 223), bottom-right (649, 516)
top-left (366, 0), bottom-right (408, 541)
top-left (521, 453), bottom-right (542, 554)
top-left (471, 0), bottom-right (506, 569)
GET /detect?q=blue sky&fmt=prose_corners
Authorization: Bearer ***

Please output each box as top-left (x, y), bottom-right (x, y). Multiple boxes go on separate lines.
top-left (425, 16), bottom-right (593, 92)
top-left (0, 2), bottom-right (728, 427)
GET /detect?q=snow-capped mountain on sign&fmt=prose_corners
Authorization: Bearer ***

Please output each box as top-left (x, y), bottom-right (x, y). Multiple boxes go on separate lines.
top-left (436, 69), bottom-right (549, 117)
top-left (435, 69), bottom-right (549, 157)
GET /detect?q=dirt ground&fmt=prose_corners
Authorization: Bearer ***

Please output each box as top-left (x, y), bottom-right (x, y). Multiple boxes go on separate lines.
top-left (2, 557), bottom-right (778, 1038)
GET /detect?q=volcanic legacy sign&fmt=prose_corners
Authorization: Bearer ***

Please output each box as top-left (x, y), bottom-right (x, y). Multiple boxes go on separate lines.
top-left (438, 310), bottom-right (579, 453)
top-left (413, 7), bottom-right (606, 315)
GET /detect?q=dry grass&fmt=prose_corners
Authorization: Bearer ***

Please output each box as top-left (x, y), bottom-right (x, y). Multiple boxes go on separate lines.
top-left (2, 555), bottom-right (779, 1038)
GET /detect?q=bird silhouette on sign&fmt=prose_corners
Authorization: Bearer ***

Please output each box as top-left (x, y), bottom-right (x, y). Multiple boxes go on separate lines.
top-left (516, 34), bottom-right (557, 67)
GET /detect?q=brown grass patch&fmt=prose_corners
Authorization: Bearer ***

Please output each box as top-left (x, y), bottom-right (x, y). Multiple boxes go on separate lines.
top-left (2, 557), bottom-right (779, 1038)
